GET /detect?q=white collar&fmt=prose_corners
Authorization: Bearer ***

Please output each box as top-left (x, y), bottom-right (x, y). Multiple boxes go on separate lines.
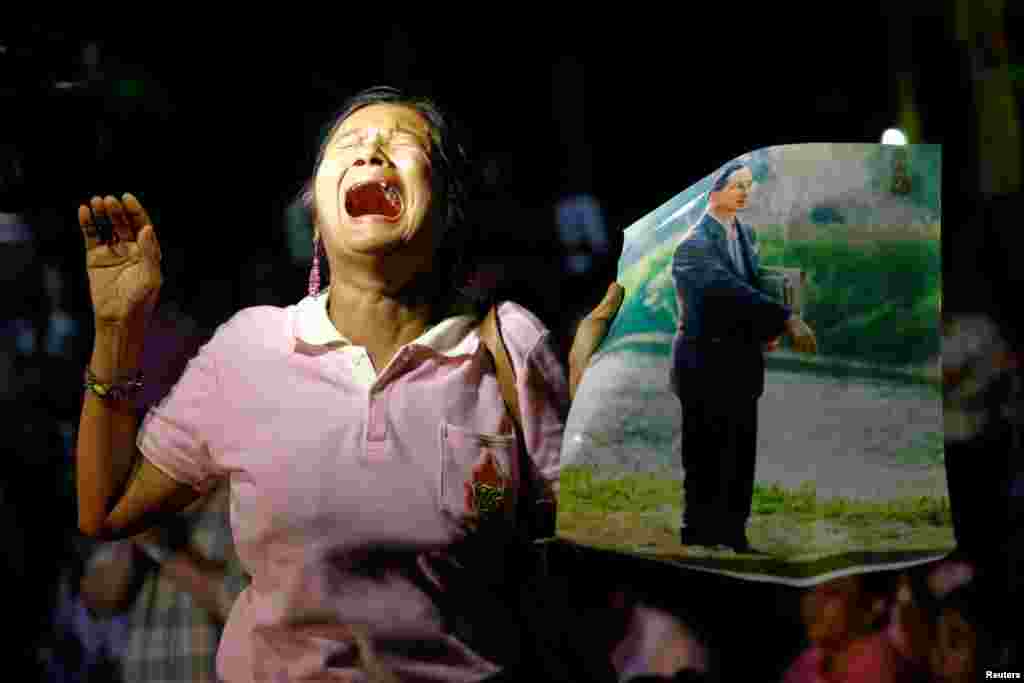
top-left (292, 290), bottom-right (478, 357)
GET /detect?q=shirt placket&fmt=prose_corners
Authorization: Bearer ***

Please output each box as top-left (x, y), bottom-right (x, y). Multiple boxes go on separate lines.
top-left (364, 348), bottom-right (414, 460)
top-left (366, 381), bottom-right (391, 459)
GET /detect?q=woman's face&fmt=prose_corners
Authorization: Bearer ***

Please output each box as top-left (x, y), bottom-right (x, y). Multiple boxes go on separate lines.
top-left (313, 103), bottom-right (440, 268)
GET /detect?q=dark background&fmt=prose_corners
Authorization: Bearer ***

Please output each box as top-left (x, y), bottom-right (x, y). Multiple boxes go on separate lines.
top-left (6, 6), bottom-right (1003, 337)
top-left (3, 5), bottom-right (1023, 680)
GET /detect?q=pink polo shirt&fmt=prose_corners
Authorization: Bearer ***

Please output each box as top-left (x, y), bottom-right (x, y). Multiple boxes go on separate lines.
top-left (137, 294), bottom-right (569, 682)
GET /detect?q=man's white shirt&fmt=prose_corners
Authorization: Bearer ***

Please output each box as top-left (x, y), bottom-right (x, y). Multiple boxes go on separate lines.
top-left (708, 211), bottom-right (746, 277)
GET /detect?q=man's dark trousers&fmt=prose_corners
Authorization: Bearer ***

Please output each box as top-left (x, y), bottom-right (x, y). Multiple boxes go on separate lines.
top-left (670, 213), bottom-right (791, 546)
top-left (674, 337), bottom-right (763, 545)
top-left (680, 390), bottom-right (758, 544)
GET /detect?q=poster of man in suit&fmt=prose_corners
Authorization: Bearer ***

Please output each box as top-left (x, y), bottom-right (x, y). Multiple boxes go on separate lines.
top-left (670, 163), bottom-right (818, 555)
top-left (560, 143), bottom-right (945, 583)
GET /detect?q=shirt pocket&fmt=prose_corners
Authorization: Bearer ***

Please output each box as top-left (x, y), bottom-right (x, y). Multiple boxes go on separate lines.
top-left (439, 422), bottom-right (518, 524)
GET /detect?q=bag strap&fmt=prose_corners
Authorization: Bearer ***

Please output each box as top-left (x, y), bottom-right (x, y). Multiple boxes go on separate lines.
top-left (479, 303), bottom-right (556, 541)
top-left (480, 303), bottom-right (521, 428)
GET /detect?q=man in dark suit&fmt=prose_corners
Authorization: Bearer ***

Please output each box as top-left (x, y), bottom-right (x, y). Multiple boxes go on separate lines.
top-left (670, 162), bottom-right (817, 553)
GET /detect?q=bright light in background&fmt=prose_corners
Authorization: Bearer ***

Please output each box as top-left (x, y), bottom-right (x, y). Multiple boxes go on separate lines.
top-left (881, 128), bottom-right (908, 145)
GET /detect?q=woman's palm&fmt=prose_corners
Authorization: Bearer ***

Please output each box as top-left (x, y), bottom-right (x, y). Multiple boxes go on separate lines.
top-left (78, 194), bottom-right (163, 325)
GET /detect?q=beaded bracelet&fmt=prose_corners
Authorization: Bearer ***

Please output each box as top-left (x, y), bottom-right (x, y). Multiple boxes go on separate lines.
top-left (84, 367), bottom-right (145, 401)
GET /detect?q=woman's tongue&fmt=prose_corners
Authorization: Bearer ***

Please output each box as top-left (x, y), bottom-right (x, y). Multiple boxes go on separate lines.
top-left (346, 184), bottom-right (401, 219)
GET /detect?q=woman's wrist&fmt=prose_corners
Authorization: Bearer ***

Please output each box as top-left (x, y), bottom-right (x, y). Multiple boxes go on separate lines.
top-left (91, 321), bottom-right (146, 381)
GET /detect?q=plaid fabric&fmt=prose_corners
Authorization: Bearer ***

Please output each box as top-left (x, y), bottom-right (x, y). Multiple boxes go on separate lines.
top-left (121, 485), bottom-right (248, 683)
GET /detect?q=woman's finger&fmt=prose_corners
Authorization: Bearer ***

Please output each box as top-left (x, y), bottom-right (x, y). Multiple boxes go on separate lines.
top-left (104, 195), bottom-right (134, 243)
top-left (88, 196), bottom-right (114, 243)
top-left (137, 224), bottom-right (162, 266)
top-left (78, 203), bottom-right (101, 249)
top-left (89, 195), bottom-right (106, 223)
top-left (122, 193), bottom-right (152, 233)
top-left (588, 282), bottom-right (625, 322)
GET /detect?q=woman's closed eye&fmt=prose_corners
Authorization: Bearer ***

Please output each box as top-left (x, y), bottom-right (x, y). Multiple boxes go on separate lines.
top-left (335, 138), bottom-right (363, 150)
top-left (333, 131), bottom-right (424, 151)
top-left (390, 133), bottom-right (425, 148)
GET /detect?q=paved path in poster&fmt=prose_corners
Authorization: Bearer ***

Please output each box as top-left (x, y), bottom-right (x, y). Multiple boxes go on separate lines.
top-left (564, 352), bottom-right (946, 501)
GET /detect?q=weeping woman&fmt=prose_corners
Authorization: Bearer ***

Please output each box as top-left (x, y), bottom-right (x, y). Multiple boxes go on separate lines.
top-left (74, 85), bottom-right (623, 682)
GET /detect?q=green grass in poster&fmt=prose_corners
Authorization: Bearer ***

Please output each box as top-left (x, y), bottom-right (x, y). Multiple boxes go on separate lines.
top-left (557, 465), bottom-right (953, 563)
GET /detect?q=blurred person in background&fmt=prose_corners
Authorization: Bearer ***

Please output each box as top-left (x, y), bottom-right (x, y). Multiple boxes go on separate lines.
top-left (941, 310), bottom-right (1022, 667)
top-left (46, 537), bottom-right (134, 681)
top-left (77, 484), bottom-right (247, 682)
top-left (842, 558), bottom-right (1004, 682)
top-left (829, 571), bottom-right (936, 683)
top-left (72, 85), bottom-right (622, 682)
top-left (781, 560), bottom-right (1000, 683)
top-left (942, 312), bottom-right (1019, 561)
top-left (782, 573), bottom-right (898, 682)
top-left (76, 292), bottom-right (247, 682)
top-left (926, 558), bottom-right (985, 682)
top-left (608, 587), bottom-right (709, 682)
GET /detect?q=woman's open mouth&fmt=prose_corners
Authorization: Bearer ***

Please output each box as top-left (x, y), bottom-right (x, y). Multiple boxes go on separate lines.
top-left (344, 180), bottom-right (404, 222)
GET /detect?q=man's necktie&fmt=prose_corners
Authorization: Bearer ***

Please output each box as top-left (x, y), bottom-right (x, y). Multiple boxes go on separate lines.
top-left (727, 225), bottom-right (746, 277)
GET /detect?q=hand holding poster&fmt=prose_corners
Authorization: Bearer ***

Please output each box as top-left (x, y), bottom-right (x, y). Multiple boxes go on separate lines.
top-left (559, 143), bottom-right (946, 584)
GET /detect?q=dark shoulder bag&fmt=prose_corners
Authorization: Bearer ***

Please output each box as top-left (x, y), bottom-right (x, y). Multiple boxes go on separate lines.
top-left (448, 304), bottom-right (617, 682)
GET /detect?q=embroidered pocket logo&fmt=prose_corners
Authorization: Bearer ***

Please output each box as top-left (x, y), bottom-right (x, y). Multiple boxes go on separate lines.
top-left (464, 449), bottom-right (510, 522)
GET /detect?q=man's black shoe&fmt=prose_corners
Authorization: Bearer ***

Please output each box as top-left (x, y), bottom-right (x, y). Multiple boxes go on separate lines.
top-left (679, 528), bottom-right (716, 546)
top-left (726, 536), bottom-right (768, 555)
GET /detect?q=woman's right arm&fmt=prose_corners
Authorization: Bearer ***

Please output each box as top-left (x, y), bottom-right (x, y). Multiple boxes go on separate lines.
top-left (76, 194), bottom-right (199, 539)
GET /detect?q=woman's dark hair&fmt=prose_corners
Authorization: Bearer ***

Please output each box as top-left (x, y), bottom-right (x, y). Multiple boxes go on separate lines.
top-left (298, 85), bottom-right (484, 312)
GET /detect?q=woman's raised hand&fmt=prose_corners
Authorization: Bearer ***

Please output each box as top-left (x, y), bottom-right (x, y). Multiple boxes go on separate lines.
top-left (77, 194), bottom-right (163, 329)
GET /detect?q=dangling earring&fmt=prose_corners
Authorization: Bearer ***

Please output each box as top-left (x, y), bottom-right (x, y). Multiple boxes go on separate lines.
top-left (308, 235), bottom-right (323, 297)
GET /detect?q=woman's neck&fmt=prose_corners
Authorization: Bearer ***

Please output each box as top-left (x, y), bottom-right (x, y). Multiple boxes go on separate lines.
top-left (325, 273), bottom-right (440, 371)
